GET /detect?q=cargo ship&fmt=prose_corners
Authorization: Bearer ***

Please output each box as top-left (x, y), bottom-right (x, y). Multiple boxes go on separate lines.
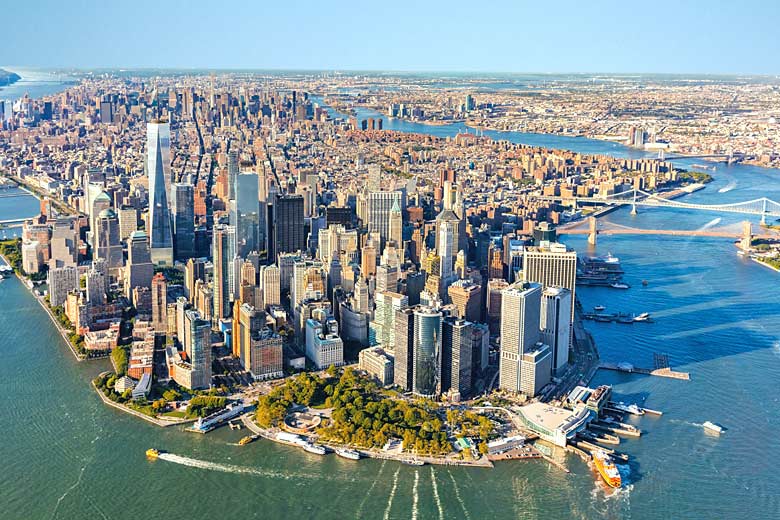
top-left (593, 450), bottom-right (622, 488)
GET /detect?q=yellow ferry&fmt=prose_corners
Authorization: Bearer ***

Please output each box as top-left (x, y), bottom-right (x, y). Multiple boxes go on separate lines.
top-left (145, 448), bottom-right (160, 459)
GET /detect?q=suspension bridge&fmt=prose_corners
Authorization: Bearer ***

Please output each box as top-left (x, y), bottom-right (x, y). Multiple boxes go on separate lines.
top-left (534, 188), bottom-right (780, 225)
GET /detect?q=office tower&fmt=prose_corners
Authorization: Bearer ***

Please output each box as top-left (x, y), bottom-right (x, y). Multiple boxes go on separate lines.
top-left (117, 206), bottom-right (138, 241)
top-left (367, 190), bottom-right (403, 250)
top-left (488, 244), bottom-right (504, 279)
top-left (448, 279), bottom-right (482, 322)
top-left (359, 347), bottom-right (394, 386)
top-left (94, 208), bottom-right (123, 273)
top-left (277, 252), bottom-right (300, 293)
top-left (184, 258), bottom-right (205, 302)
top-left (186, 309), bottom-right (212, 389)
top-left (393, 307), bottom-right (415, 391)
top-left (247, 327), bottom-right (284, 380)
top-left (405, 271), bottom-right (425, 306)
top-left (50, 217), bottom-right (79, 268)
top-left (498, 281), bottom-right (542, 393)
top-left (520, 344), bottom-right (552, 397)
top-left (305, 309), bottom-right (344, 369)
top-left (260, 265), bottom-right (281, 307)
top-left (507, 240), bottom-right (524, 283)
top-left (318, 224), bottom-right (358, 266)
top-left (486, 279), bottom-right (509, 333)
top-left (389, 199), bottom-right (403, 247)
top-left (87, 188), bottom-right (110, 247)
top-left (86, 265), bottom-right (106, 304)
top-left (375, 263), bottom-right (398, 293)
top-left (212, 225), bottom-right (235, 322)
top-left (412, 307), bottom-right (442, 397)
top-left (151, 273), bottom-right (168, 332)
top-left (227, 148), bottom-right (239, 200)
top-left (147, 121), bottom-right (174, 265)
top-left (125, 231), bottom-right (154, 302)
top-left (532, 222), bottom-right (557, 246)
top-left (234, 172), bottom-right (260, 257)
top-left (48, 266), bottom-right (79, 307)
top-left (194, 280), bottom-right (213, 322)
top-left (454, 250), bottom-right (467, 279)
top-left (541, 287), bottom-right (573, 375)
top-left (176, 296), bottom-right (189, 344)
top-left (354, 277), bottom-right (370, 314)
top-left (361, 241), bottom-right (377, 278)
top-left (171, 183), bottom-right (195, 261)
top-left (374, 291), bottom-right (408, 348)
top-left (272, 194), bottom-right (305, 257)
top-left (437, 215), bottom-right (456, 282)
top-left (471, 322), bottom-right (490, 372)
top-left (235, 303), bottom-right (264, 359)
top-left (523, 242), bottom-right (576, 322)
top-left (441, 318), bottom-right (473, 399)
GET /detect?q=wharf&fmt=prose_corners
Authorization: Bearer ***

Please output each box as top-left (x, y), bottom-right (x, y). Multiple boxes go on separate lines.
top-left (487, 445), bottom-right (542, 462)
top-left (598, 362), bottom-right (690, 380)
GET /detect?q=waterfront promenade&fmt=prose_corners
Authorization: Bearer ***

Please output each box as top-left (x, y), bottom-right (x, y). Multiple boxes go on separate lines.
top-left (92, 378), bottom-right (195, 428)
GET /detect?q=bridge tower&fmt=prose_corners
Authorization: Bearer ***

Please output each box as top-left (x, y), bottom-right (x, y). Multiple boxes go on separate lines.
top-left (760, 199), bottom-right (767, 226)
top-left (740, 221), bottom-right (752, 251)
top-left (630, 189), bottom-right (638, 215)
top-left (587, 216), bottom-right (598, 245)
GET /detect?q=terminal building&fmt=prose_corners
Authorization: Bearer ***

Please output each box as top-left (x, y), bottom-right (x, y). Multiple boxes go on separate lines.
top-left (517, 402), bottom-right (593, 447)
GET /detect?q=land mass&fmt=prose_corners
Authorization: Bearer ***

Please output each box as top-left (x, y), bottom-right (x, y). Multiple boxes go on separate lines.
top-left (0, 69), bottom-right (21, 87)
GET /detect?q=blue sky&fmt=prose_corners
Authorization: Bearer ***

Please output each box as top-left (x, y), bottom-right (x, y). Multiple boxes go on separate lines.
top-left (3, 0), bottom-right (779, 74)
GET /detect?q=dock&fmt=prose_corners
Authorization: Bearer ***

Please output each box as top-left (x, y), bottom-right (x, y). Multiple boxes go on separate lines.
top-left (598, 362), bottom-right (690, 380)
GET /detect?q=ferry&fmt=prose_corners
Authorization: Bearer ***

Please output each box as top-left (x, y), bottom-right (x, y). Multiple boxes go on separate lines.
top-left (401, 459), bottom-right (425, 466)
top-left (593, 450), bottom-right (622, 488)
top-left (145, 448), bottom-right (160, 459)
top-left (610, 402), bottom-right (645, 416)
top-left (303, 443), bottom-right (327, 455)
top-left (188, 402), bottom-right (247, 434)
top-left (594, 305), bottom-right (606, 311)
top-left (702, 421), bottom-right (724, 435)
top-left (238, 436), bottom-right (254, 446)
top-left (336, 448), bottom-right (361, 460)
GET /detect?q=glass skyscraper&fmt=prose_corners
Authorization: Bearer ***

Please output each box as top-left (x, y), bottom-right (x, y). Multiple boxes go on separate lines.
top-left (171, 182), bottom-right (195, 261)
top-left (147, 121), bottom-right (174, 265)
top-left (413, 307), bottom-right (442, 397)
top-left (232, 172), bottom-right (260, 257)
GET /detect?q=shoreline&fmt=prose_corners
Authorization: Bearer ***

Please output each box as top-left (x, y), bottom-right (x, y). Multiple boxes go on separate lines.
top-left (92, 379), bottom-right (195, 428)
top-left (750, 256), bottom-right (780, 273)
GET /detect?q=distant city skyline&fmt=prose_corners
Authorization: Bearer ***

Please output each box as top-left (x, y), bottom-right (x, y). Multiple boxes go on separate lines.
top-left (3, 0), bottom-right (779, 75)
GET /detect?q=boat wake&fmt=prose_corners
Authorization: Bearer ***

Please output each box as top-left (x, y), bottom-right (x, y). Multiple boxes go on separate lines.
top-left (698, 217), bottom-right (722, 231)
top-left (411, 470), bottom-right (419, 520)
top-left (772, 340), bottom-right (780, 359)
top-left (718, 180), bottom-right (737, 193)
top-left (383, 468), bottom-right (400, 520)
top-left (430, 467), bottom-right (444, 520)
top-left (158, 452), bottom-right (318, 481)
top-left (447, 469), bottom-right (472, 520)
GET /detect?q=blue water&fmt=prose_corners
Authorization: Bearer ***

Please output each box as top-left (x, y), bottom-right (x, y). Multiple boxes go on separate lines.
top-left (0, 68), bottom-right (75, 100)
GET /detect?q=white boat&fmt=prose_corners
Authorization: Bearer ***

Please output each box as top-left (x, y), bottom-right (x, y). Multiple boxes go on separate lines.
top-left (610, 282), bottom-right (630, 289)
top-left (303, 443), bottom-right (327, 455)
top-left (610, 402), bottom-right (645, 416)
top-left (702, 421), bottom-right (724, 435)
top-left (336, 448), bottom-right (361, 460)
top-left (401, 459), bottom-right (425, 466)
top-left (594, 305), bottom-right (606, 311)
top-left (634, 312), bottom-right (651, 322)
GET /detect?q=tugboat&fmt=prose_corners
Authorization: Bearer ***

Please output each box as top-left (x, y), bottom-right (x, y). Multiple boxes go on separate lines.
top-left (145, 448), bottom-right (160, 460)
top-left (593, 450), bottom-right (622, 488)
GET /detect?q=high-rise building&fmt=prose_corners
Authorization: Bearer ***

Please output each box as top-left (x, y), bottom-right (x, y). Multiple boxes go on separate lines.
top-left (247, 327), bottom-right (284, 380)
top-left (412, 307), bottom-right (442, 397)
top-left (441, 318), bottom-right (473, 399)
top-left (117, 206), bottom-right (138, 241)
top-left (393, 307), bottom-right (415, 391)
top-left (305, 309), bottom-right (344, 369)
top-left (259, 265), bottom-right (281, 307)
top-left (48, 265), bottom-right (79, 307)
top-left (272, 194), bottom-right (305, 258)
top-left (94, 208), bottom-right (123, 274)
top-left (233, 172), bottom-right (260, 257)
top-left (373, 291), bottom-right (408, 348)
top-left (212, 225), bottom-right (236, 322)
top-left (85, 265), bottom-right (106, 305)
top-left (389, 198), bottom-right (403, 247)
top-left (186, 309), bottom-right (212, 389)
top-left (448, 279), bottom-right (482, 323)
top-left (184, 258), bottom-right (205, 302)
top-left (541, 287), bottom-right (572, 375)
top-left (367, 190), bottom-right (403, 250)
top-left (498, 281), bottom-right (542, 393)
top-left (359, 347), bottom-right (394, 386)
top-left (171, 183), bottom-right (195, 261)
top-left (486, 278), bottom-right (509, 333)
top-left (151, 273), bottom-right (168, 333)
top-left (520, 344), bottom-right (552, 397)
top-left (227, 148), bottom-right (239, 200)
top-left (523, 242), bottom-right (576, 322)
top-left (235, 303), bottom-right (264, 360)
top-left (147, 121), bottom-right (174, 265)
top-left (361, 241), bottom-right (377, 278)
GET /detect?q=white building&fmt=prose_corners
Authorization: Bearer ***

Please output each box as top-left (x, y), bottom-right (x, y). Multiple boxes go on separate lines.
top-left (305, 309), bottom-right (344, 370)
top-left (498, 281), bottom-right (542, 393)
top-left (540, 286), bottom-right (572, 375)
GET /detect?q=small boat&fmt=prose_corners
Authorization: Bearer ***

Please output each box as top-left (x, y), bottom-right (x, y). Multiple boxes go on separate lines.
top-left (702, 421), bottom-right (724, 435)
top-left (641, 280), bottom-right (648, 286)
top-left (402, 459), bottom-right (425, 466)
top-left (594, 305), bottom-right (606, 311)
top-left (238, 436), bottom-right (254, 446)
top-left (610, 282), bottom-right (630, 289)
top-left (593, 450), bottom-right (622, 488)
top-left (303, 443), bottom-right (327, 455)
top-left (336, 448), bottom-right (361, 460)
top-left (610, 402), bottom-right (645, 416)
top-left (634, 312), bottom-right (651, 322)
top-left (146, 448), bottom-right (160, 459)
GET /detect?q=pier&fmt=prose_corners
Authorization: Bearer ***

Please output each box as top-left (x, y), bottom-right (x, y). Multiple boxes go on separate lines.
top-left (598, 362), bottom-right (690, 380)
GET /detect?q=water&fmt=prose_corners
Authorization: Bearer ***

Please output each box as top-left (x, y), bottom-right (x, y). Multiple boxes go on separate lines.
top-left (0, 68), bottom-right (75, 101)
top-left (1, 100), bottom-right (779, 520)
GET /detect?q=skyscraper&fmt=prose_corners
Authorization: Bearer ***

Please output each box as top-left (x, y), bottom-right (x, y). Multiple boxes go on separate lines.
top-left (233, 172), bottom-right (260, 257)
top-left (441, 318), bottom-right (473, 399)
top-left (393, 307), bottom-right (415, 391)
top-left (367, 190), bottom-right (403, 250)
top-left (147, 121), bottom-right (174, 265)
top-left (541, 286), bottom-right (572, 375)
top-left (212, 225), bottom-right (236, 322)
top-left (94, 208), bottom-right (123, 274)
top-left (523, 242), bottom-right (577, 322)
top-left (186, 309), bottom-right (212, 389)
top-left (260, 265), bottom-right (281, 307)
top-left (125, 231), bottom-right (154, 303)
top-left (272, 194), bottom-right (305, 258)
top-left (413, 307), bottom-right (442, 397)
top-left (151, 273), bottom-right (168, 333)
top-left (498, 281), bottom-right (542, 393)
top-left (171, 182), bottom-right (195, 261)
top-left (448, 279), bottom-right (482, 323)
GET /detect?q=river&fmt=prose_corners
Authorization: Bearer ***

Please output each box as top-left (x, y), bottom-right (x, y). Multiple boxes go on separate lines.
top-left (0, 97), bottom-right (778, 520)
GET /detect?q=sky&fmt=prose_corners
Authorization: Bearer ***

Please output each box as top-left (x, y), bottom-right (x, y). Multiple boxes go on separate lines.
top-left (3, 0), bottom-right (780, 75)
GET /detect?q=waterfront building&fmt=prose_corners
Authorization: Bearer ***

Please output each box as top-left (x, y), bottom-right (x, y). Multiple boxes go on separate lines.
top-left (412, 306), bottom-right (442, 397)
top-left (48, 265), bottom-right (79, 307)
top-left (359, 346), bottom-right (394, 386)
top-left (247, 327), bottom-right (284, 380)
top-left (21, 241), bottom-right (42, 273)
top-left (49, 217), bottom-right (79, 268)
top-left (146, 121), bottom-right (174, 265)
top-left (517, 402), bottom-right (591, 447)
top-left (523, 242), bottom-right (576, 322)
top-left (171, 183), bottom-right (195, 261)
top-left (520, 343), bottom-right (552, 397)
top-left (305, 309), bottom-right (344, 370)
top-left (151, 273), bottom-right (168, 333)
top-left (441, 317), bottom-right (473, 400)
top-left (177, 309), bottom-right (212, 390)
top-left (498, 281), bottom-right (542, 394)
top-left (540, 286), bottom-right (572, 375)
